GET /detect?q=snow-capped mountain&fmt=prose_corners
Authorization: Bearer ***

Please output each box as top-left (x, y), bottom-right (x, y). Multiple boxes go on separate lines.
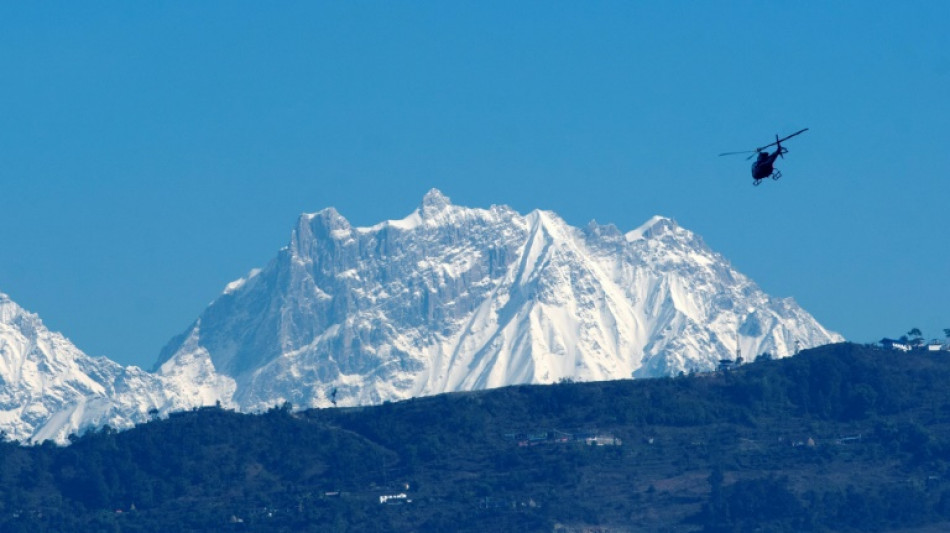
top-left (1, 189), bottom-right (842, 442)
top-left (0, 292), bottom-right (232, 443)
top-left (155, 189), bottom-right (843, 412)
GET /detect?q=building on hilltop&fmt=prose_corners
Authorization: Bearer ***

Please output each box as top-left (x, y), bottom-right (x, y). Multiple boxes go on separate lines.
top-left (880, 338), bottom-right (911, 352)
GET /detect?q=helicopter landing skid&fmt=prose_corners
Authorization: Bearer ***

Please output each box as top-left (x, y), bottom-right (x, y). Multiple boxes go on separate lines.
top-left (753, 179), bottom-right (762, 186)
top-left (772, 170), bottom-right (782, 181)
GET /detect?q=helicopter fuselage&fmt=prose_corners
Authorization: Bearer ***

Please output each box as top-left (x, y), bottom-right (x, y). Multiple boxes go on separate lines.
top-left (750, 144), bottom-right (783, 180)
top-left (751, 158), bottom-right (775, 180)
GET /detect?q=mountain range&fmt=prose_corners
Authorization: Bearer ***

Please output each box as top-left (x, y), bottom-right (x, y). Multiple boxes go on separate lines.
top-left (0, 189), bottom-right (842, 442)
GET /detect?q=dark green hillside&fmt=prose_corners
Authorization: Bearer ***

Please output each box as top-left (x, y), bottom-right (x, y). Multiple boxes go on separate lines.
top-left (3, 343), bottom-right (950, 532)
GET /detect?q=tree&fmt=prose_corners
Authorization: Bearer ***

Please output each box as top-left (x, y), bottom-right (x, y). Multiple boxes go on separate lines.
top-left (908, 328), bottom-right (924, 347)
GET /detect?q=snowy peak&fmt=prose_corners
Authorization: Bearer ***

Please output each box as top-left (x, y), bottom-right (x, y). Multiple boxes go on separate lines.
top-left (309, 207), bottom-right (352, 234)
top-left (0, 292), bottom-right (233, 443)
top-left (422, 187), bottom-right (450, 204)
top-left (0, 293), bottom-right (55, 342)
top-left (585, 220), bottom-right (624, 241)
top-left (0, 291), bottom-right (119, 441)
top-left (294, 207), bottom-right (353, 249)
top-left (0, 190), bottom-right (843, 443)
top-left (420, 187), bottom-right (452, 216)
top-left (0, 292), bottom-right (17, 321)
top-left (156, 190), bottom-right (842, 413)
top-left (626, 215), bottom-right (696, 243)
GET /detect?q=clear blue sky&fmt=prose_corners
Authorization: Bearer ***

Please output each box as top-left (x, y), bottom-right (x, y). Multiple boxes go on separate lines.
top-left (2, 2), bottom-right (948, 369)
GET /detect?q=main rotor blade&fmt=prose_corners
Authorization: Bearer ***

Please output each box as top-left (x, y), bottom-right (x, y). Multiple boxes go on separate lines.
top-left (755, 127), bottom-right (809, 151)
top-left (718, 150), bottom-right (757, 157)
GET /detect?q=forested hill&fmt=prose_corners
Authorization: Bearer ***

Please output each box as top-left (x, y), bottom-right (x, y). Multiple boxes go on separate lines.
top-left (4, 342), bottom-right (950, 532)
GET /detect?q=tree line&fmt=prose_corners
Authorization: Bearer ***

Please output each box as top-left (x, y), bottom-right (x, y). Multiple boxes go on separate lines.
top-left (1, 342), bottom-right (950, 531)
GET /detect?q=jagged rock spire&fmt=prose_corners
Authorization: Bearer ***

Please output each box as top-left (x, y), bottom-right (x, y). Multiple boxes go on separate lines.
top-left (420, 188), bottom-right (451, 217)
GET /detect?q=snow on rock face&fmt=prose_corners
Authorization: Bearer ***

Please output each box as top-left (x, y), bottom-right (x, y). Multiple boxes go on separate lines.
top-left (0, 293), bottom-right (230, 443)
top-left (2, 190), bottom-right (843, 442)
top-left (157, 190), bottom-right (843, 412)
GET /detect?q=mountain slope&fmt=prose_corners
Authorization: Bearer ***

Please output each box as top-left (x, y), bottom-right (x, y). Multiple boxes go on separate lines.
top-left (2, 189), bottom-right (842, 441)
top-left (0, 292), bottom-right (232, 443)
top-left (156, 189), bottom-right (842, 412)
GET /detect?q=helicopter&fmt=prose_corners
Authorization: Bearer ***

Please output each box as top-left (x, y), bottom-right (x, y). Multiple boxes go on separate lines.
top-left (719, 128), bottom-right (808, 186)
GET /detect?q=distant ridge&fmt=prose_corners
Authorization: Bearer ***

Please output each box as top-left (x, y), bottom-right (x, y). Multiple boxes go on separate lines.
top-left (0, 292), bottom-right (231, 443)
top-left (1, 190), bottom-right (842, 442)
top-left (156, 188), bottom-right (842, 412)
